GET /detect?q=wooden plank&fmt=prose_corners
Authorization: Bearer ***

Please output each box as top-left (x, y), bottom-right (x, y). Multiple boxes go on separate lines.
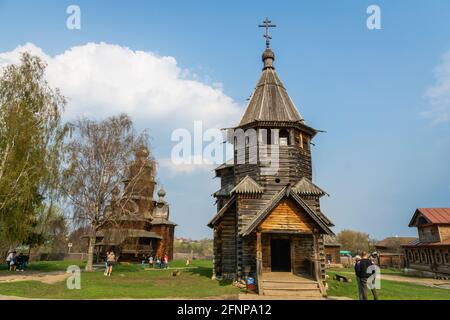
top-left (259, 198), bottom-right (315, 232)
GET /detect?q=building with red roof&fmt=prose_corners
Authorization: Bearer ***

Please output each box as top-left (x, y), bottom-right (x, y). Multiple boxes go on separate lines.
top-left (403, 208), bottom-right (450, 275)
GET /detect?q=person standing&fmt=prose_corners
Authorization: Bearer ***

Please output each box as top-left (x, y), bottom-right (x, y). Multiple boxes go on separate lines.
top-left (163, 254), bottom-right (169, 269)
top-left (6, 251), bottom-right (15, 271)
top-left (141, 254), bottom-right (147, 270)
top-left (106, 251), bottom-right (116, 276)
top-left (104, 251), bottom-right (110, 276)
top-left (354, 255), bottom-right (362, 299)
top-left (355, 252), bottom-right (377, 300)
top-left (16, 253), bottom-right (25, 271)
top-left (156, 257), bottom-right (161, 269)
top-left (148, 255), bottom-right (154, 268)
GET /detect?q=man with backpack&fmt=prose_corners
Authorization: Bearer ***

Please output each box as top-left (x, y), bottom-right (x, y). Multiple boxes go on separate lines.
top-left (354, 251), bottom-right (378, 300)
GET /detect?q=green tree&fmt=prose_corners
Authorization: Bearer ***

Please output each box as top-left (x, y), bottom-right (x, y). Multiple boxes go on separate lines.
top-left (25, 204), bottom-right (68, 254)
top-left (337, 229), bottom-right (372, 255)
top-left (0, 53), bottom-right (67, 249)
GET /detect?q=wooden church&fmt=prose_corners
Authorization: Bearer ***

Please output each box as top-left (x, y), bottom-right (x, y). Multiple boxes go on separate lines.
top-left (94, 147), bottom-right (176, 262)
top-left (208, 19), bottom-right (334, 297)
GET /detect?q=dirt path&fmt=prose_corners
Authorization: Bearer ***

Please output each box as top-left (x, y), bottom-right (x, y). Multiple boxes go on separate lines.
top-left (0, 271), bottom-right (69, 284)
top-left (335, 271), bottom-right (450, 289)
top-left (380, 274), bottom-right (450, 289)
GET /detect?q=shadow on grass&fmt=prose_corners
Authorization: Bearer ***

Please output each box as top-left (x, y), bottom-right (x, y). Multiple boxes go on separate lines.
top-left (186, 266), bottom-right (233, 287)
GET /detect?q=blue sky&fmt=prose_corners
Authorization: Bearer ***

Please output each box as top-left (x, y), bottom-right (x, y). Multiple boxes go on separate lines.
top-left (1, 0), bottom-right (449, 240)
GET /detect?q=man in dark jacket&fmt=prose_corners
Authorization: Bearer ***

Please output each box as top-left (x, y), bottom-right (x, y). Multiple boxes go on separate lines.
top-left (355, 252), bottom-right (378, 300)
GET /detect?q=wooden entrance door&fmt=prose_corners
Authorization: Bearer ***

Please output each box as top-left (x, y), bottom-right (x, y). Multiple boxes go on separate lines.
top-left (270, 238), bottom-right (291, 271)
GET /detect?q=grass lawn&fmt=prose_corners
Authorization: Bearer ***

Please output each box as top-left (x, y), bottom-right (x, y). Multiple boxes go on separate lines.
top-left (0, 259), bottom-right (240, 299)
top-left (326, 270), bottom-right (450, 300)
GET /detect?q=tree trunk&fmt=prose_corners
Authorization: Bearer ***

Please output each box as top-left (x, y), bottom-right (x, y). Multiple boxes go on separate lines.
top-left (85, 236), bottom-right (96, 272)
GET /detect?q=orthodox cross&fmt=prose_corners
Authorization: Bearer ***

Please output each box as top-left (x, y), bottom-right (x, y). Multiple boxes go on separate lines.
top-left (258, 17), bottom-right (276, 48)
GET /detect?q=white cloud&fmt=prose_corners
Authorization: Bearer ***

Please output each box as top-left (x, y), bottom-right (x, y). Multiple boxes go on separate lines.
top-left (158, 157), bottom-right (214, 176)
top-left (0, 42), bottom-right (243, 175)
top-left (0, 42), bottom-right (242, 130)
top-left (423, 51), bottom-right (450, 124)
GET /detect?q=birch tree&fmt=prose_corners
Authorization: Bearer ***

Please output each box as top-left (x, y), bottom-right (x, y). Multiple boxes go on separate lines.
top-left (63, 114), bottom-right (152, 271)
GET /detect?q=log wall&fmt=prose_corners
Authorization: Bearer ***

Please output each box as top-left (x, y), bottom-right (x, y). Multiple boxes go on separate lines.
top-left (214, 202), bottom-right (237, 279)
top-left (404, 247), bottom-right (450, 275)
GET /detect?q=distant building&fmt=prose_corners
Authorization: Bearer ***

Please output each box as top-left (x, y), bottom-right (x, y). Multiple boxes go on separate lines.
top-left (323, 235), bottom-right (341, 267)
top-left (94, 147), bottom-right (176, 261)
top-left (374, 237), bottom-right (417, 268)
top-left (402, 208), bottom-right (450, 275)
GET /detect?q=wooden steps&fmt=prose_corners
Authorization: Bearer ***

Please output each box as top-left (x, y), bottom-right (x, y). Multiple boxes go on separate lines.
top-left (260, 272), bottom-right (324, 299)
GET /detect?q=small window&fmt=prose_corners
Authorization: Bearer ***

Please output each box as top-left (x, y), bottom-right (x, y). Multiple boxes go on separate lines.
top-left (279, 129), bottom-right (289, 146)
top-left (303, 135), bottom-right (309, 149)
top-left (267, 129), bottom-right (272, 145)
top-left (275, 178), bottom-right (281, 183)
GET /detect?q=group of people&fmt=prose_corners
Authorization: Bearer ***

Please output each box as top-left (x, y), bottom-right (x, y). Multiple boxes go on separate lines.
top-left (5, 251), bottom-right (27, 272)
top-left (103, 251), bottom-right (171, 276)
top-left (354, 251), bottom-right (379, 300)
top-left (144, 254), bottom-right (169, 269)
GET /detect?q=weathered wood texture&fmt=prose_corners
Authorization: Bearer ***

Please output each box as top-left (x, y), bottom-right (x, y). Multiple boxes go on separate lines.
top-left (259, 198), bottom-right (315, 232)
top-left (324, 246), bottom-right (341, 265)
top-left (377, 253), bottom-right (406, 268)
top-left (260, 233), bottom-right (314, 274)
top-left (214, 202), bottom-right (237, 278)
top-left (404, 247), bottom-right (450, 275)
top-left (438, 226), bottom-right (450, 242)
top-left (418, 225), bottom-right (441, 243)
top-left (152, 224), bottom-right (175, 259)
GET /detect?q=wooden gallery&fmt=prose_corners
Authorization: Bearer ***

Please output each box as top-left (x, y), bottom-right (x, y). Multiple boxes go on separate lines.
top-left (208, 21), bottom-right (335, 298)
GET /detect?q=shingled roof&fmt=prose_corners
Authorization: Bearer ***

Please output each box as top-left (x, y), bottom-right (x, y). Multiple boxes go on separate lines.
top-left (323, 235), bottom-right (341, 247)
top-left (207, 195), bottom-right (236, 227)
top-left (375, 237), bottom-right (418, 248)
top-left (213, 183), bottom-right (234, 197)
top-left (231, 176), bottom-right (264, 194)
top-left (238, 48), bottom-right (304, 127)
top-left (292, 177), bottom-right (329, 197)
